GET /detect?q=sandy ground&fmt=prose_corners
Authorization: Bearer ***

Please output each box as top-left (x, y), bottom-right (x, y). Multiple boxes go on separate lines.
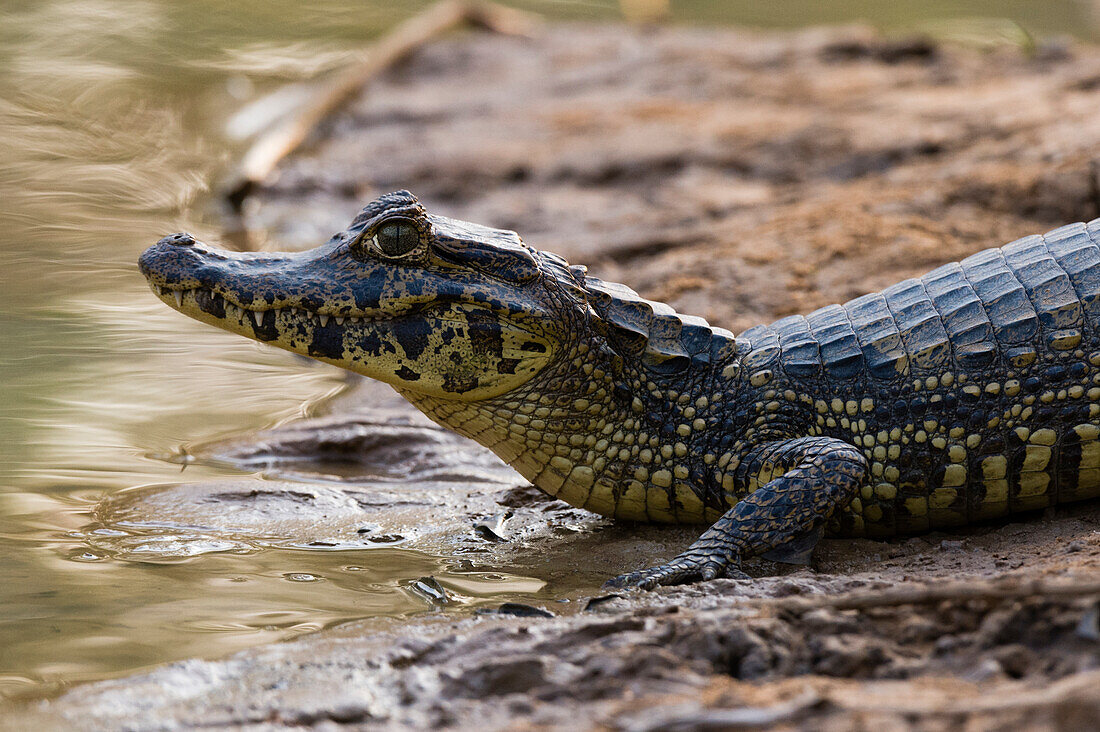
top-left (10, 21), bottom-right (1100, 730)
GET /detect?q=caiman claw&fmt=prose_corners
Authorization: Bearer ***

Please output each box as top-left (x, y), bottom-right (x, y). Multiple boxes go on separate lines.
top-left (604, 551), bottom-right (749, 590)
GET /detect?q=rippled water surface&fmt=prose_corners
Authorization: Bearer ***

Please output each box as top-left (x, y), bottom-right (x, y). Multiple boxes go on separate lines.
top-left (1, 0), bottom-right (1096, 700)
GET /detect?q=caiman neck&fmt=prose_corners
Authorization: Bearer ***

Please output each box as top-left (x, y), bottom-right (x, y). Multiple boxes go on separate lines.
top-left (400, 337), bottom-right (747, 524)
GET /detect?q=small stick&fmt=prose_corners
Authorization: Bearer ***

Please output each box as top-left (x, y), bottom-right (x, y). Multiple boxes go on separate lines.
top-left (224, 0), bottom-right (540, 210)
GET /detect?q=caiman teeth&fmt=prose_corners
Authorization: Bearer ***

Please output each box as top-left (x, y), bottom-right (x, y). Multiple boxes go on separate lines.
top-left (173, 290), bottom-right (183, 307)
top-left (335, 316), bottom-right (345, 325)
top-left (319, 314), bottom-right (329, 327)
top-left (249, 309), bottom-right (262, 328)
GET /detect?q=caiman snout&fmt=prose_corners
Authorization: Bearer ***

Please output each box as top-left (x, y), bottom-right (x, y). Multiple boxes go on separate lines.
top-left (157, 232), bottom-right (196, 247)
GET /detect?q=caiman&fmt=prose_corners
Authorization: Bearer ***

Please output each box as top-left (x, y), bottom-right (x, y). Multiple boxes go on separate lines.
top-left (139, 191), bottom-right (1100, 588)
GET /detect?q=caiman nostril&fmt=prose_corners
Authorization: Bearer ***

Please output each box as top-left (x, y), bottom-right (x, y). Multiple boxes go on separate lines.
top-left (158, 232), bottom-right (196, 247)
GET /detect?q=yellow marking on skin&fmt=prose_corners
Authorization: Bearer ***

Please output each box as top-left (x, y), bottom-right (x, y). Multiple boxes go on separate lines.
top-left (1029, 429), bottom-right (1056, 446)
top-left (721, 473), bottom-right (736, 493)
top-left (983, 479), bottom-right (1008, 503)
top-left (1022, 445), bottom-right (1052, 472)
top-left (749, 370), bottom-right (772, 387)
top-left (930, 487), bottom-right (958, 509)
top-left (693, 418), bottom-right (706, 431)
top-left (915, 430), bottom-right (927, 444)
top-left (536, 458), bottom-right (571, 496)
top-left (1018, 472), bottom-right (1050, 497)
top-left (925, 376), bottom-right (939, 390)
top-left (651, 470), bottom-right (672, 488)
top-left (1075, 424), bottom-right (1100, 441)
top-left (1005, 380), bottom-right (1021, 396)
top-left (1040, 391), bottom-right (1055, 404)
top-left (846, 400), bottom-right (859, 417)
top-left (1089, 387), bottom-right (1100, 400)
top-left (962, 385), bottom-right (981, 398)
top-left (941, 372), bottom-right (954, 387)
top-left (696, 396), bottom-right (709, 409)
top-left (985, 383), bottom-right (1001, 395)
top-left (660, 445), bottom-right (673, 459)
top-left (1080, 441), bottom-right (1100, 470)
top-left (885, 466), bottom-right (900, 482)
top-left (942, 465), bottom-right (966, 487)
top-left (863, 435), bottom-right (875, 448)
top-left (872, 462), bottom-right (884, 478)
top-left (1050, 329), bottom-right (1082, 350)
top-left (674, 484), bottom-right (705, 521)
top-left (924, 420), bottom-right (938, 432)
top-left (646, 484), bottom-right (676, 522)
top-left (1015, 427), bottom-right (1030, 442)
top-left (674, 442), bottom-right (687, 458)
top-left (1089, 350), bottom-right (1100, 366)
top-left (931, 437), bottom-right (947, 450)
top-left (676, 424), bottom-right (691, 438)
top-left (861, 398), bottom-right (875, 413)
top-left (850, 497), bottom-right (862, 513)
top-left (865, 505), bottom-right (883, 522)
top-left (861, 485), bottom-right (873, 500)
top-left (721, 364), bottom-right (738, 379)
top-left (967, 433), bottom-right (982, 448)
top-left (674, 465), bottom-right (689, 480)
top-left (831, 398), bottom-right (844, 413)
top-left (904, 496), bottom-right (928, 516)
top-left (816, 399), bottom-right (828, 414)
top-left (1073, 468), bottom-right (1100, 499)
top-left (948, 445), bottom-right (967, 463)
top-left (1010, 350), bottom-right (1037, 367)
top-left (873, 445), bottom-right (886, 460)
top-left (982, 456), bottom-right (1008, 480)
top-left (614, 480), bottom-right (648, 520)
top-left (1069, 385), bottom-right (1085, 399)
top-left (875, 483), bottom-right (897, 500)
top-left (949, 428), bottom-right (965, 439)
top-left (581, 479), bottom-right (617, 517)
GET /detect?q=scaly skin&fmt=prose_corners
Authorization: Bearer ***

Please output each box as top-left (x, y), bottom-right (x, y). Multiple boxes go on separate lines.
top-left (139, 191), bottom-right (1100, 588)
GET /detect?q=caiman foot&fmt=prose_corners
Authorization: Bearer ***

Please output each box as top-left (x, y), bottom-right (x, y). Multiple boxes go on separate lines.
top-left (604, 550), bottom-right (749, 590)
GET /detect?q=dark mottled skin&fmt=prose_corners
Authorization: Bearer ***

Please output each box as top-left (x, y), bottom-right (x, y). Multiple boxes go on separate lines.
top-left (139, 192), bottom-right (1100, 588)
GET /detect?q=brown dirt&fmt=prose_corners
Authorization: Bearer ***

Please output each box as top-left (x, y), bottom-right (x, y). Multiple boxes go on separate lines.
top-left (12, 21), bottom-right (1100, 731)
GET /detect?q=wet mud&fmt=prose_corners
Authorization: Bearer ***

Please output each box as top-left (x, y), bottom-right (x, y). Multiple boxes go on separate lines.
top-left (12, 22), bottom-right (1100, 730)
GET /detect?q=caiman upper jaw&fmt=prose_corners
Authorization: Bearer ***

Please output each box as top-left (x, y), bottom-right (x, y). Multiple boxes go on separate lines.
top-left (139, 222), bottom-right (558, 401)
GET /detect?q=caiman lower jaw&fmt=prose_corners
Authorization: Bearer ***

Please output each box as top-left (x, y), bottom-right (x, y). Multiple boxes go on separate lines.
top-left (147, 281), bottom-right (557, 401)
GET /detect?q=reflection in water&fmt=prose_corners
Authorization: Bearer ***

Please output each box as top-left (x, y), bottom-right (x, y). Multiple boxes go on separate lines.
top-left (0, 0), bottom-right (1097, 702)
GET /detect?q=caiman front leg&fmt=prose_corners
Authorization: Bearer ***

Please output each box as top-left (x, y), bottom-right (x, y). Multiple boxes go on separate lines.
top-left (606, 437), bottom-right (869, 589)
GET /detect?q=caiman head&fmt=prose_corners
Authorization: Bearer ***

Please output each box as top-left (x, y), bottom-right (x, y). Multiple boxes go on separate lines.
top-left (139, 191), bottom-right (565, 401)
top-left (139, 191), bottom-right (743, 521)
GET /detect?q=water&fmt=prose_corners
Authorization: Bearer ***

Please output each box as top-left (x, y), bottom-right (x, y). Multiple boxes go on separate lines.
top-left (1, 0), bottom-right (1096, 702)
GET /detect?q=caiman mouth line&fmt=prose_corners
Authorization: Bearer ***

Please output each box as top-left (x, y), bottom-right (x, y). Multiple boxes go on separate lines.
top-left (148, 283), bottom-right (384, 329)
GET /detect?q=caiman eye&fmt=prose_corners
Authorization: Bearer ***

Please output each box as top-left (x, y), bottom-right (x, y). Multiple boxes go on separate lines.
top-left (369, 218), bottom-right (421, 258)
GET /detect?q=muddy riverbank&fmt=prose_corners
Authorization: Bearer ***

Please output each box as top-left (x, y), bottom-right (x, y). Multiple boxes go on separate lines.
top-left (11, 21), bottom-right (1100, 730)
